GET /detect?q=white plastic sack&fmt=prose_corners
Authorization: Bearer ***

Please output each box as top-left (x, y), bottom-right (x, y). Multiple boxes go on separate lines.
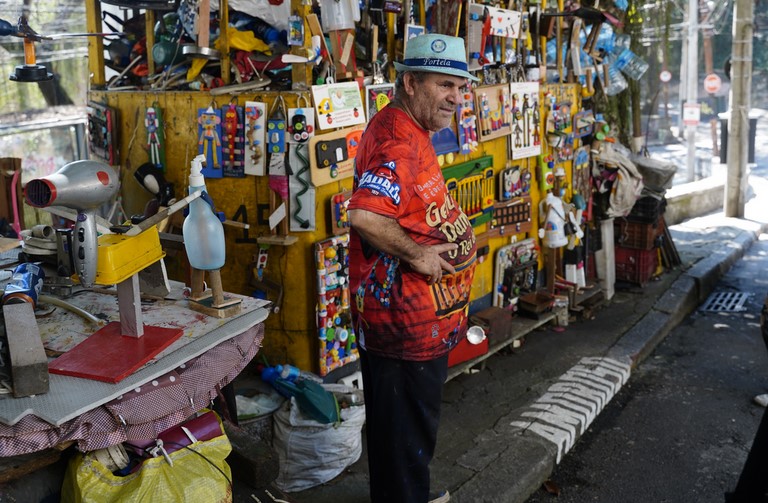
top-left (210, 0), bottom-right (290, 32)
top-left (272, 384), bottom-right (365, 492)
top-left (318, 0), bottom-right (361, 32)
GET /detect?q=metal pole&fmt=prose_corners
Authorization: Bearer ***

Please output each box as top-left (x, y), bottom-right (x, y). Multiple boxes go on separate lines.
top-left (685, 0), bottom-right (698, 182)
top-left (724, 0), bottom-right (754, 217)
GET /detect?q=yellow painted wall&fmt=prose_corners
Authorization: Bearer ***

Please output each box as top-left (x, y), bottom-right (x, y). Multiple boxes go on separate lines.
top-left (88, 82), bottom-right (581, 374)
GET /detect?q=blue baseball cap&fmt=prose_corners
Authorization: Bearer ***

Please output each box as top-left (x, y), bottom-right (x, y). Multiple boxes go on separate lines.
top-left (393, 34), bottom-right (479, 82)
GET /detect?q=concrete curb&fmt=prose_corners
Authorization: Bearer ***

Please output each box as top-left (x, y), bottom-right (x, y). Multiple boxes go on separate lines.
top-left (618, 221), bottom-right (764, 369)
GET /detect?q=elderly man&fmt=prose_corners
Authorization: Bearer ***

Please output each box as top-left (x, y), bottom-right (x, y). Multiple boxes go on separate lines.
top-left (348, 34), bottom-right (479, 503)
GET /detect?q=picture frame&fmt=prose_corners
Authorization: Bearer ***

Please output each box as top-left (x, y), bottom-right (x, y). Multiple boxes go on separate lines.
top-left (365, 83), bottom-right (395, 122)
top-left (510, 81), bottom-right (542, 160)
top-left (404, 24), bottom-right (426, 54)
top-left (311, 81), bottom-right (366, 130)
top-left (474, 83), bottom-right (513, 142)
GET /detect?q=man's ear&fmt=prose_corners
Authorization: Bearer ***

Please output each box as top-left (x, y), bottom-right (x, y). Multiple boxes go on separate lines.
top-left (402, 72), bottom-right (419, 96)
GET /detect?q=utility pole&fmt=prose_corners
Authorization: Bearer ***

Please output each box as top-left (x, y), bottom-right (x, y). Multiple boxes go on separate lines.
top-left (700, 1), bottom-right (718, 158)
top-left (685, 0), bottom-right (698, 183)
top-left (724, 0), bottom-right (754, 217)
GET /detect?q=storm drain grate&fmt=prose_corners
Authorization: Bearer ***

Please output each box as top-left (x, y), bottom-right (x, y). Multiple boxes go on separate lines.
top-left (700, 291), bottom-right (751, 312)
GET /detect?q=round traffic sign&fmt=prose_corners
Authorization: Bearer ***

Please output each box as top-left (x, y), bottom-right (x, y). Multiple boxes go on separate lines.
top-left (704, 73), bottom-right (722, 94)
top-left (659, 70), bottom-right (672, 83)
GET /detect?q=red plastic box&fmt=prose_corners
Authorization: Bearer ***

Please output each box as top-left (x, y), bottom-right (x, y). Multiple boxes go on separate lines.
top-left (614, 216), bottom-right (665, 250)
top-left (615, 246), bottom-right (659, 286)
top-left (448, 335), bottom-right (489, 367)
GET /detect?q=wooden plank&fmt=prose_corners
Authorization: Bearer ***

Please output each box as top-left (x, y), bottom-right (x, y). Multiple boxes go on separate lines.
top-left (339, 32), bottom-right (355, 67)
top-left (117, 274), bottom-right (143, 337)
top-left (145, 10), bottom-right (156, 77)
top-left (306, 14), bottom-right (333, 67)
top-left (220, 0), bottom-right (230, 84)
top-left (85, 0), bottom-right (105, 86)
top-left (0, 237), bottom-right (21, 253)
top-left (124, 183), bottom-right (203, 236)
top-left (0, 447), bottom-right (66, 484)
top-left (189, 296), bottom-right (242, 318)
top-left (48, 322), bottom-right (183, 384)
top-left (3, 302), bottom-right (49, 397)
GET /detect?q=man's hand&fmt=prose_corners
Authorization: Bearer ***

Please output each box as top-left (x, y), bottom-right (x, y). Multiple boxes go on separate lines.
top-left (349, 209), bottom-right (457, 285)
top-left (408, 242), bottom-right (457, 285)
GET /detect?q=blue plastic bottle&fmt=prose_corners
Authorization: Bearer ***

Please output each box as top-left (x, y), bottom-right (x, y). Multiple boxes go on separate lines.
top-left (182, 155), bottom-right (226, 270)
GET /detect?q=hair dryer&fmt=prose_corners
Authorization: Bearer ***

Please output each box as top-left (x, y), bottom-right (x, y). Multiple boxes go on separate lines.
top-left (25, 160), bottom-right (119, 288)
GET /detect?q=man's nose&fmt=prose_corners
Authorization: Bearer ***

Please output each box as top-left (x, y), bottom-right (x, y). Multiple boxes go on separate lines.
top-left (447, 87), bottom-right (461, 105)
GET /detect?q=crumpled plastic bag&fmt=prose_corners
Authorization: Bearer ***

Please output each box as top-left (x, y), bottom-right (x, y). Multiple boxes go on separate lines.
top-left (594, 143), bottom-right (644, 218)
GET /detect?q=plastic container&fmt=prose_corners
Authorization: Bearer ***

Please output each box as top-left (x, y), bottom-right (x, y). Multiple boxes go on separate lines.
top-left (612, 34), bottom-right (631, 55)
top-left (604, 55), bottom-right (628, 96)
top-left (628, 196), bottom-right (667, 224)
top-left (277, 364), bottom-right (301, 381)
top-left (615, 246), bottom-right (659, 286)
top-left (182, 155), bottom-right (225, 270)
top-left (276, 364), bottom-right (324, 383)
top-left (615, 217), bottom-right (665, 250)
top-left (614, 48), bottom-right (649, 80)
top-left (251, 17), bottom-right (282, 45)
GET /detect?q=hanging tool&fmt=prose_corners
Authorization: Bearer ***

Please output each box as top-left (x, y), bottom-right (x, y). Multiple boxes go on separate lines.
top-left (182, 0), bottom-right (220, 60)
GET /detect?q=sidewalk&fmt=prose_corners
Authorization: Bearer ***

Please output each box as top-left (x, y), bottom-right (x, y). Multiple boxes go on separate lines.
top-left (289, 208), bottom-right (768, 503)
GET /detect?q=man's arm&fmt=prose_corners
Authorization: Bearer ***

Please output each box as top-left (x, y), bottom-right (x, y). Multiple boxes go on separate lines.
top-left (349, 208), bottom-right (457, 285)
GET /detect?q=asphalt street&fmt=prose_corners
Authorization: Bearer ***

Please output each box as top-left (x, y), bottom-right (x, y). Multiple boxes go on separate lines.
top-left (525, 235), bottom-right (768, 503)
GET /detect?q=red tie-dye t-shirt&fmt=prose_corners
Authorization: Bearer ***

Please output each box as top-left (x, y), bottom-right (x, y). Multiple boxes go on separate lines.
top-left (348, 106), bottom-right (477, 361)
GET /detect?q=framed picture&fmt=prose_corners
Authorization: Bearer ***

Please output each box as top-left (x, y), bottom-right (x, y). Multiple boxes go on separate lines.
top-left (311, 81), bottom-right (366, 130)
top-left (510, 81), bottom-right (542, 160)
top-left (474, 83), bottom-right (513, 142)
top-left (404, 24), bottom-right (426, 54)
top-left (365, 83), bottom-right (395, 122)
top-left (314, 233), bottom-right (359, 376)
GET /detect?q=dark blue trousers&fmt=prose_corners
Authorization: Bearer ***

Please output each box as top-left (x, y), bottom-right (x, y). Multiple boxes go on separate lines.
top-left (360, 348), bottom-right (448, 503)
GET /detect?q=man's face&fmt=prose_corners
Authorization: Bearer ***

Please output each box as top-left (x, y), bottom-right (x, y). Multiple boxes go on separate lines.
top-left (405, 72), bottom-right (467, 132)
